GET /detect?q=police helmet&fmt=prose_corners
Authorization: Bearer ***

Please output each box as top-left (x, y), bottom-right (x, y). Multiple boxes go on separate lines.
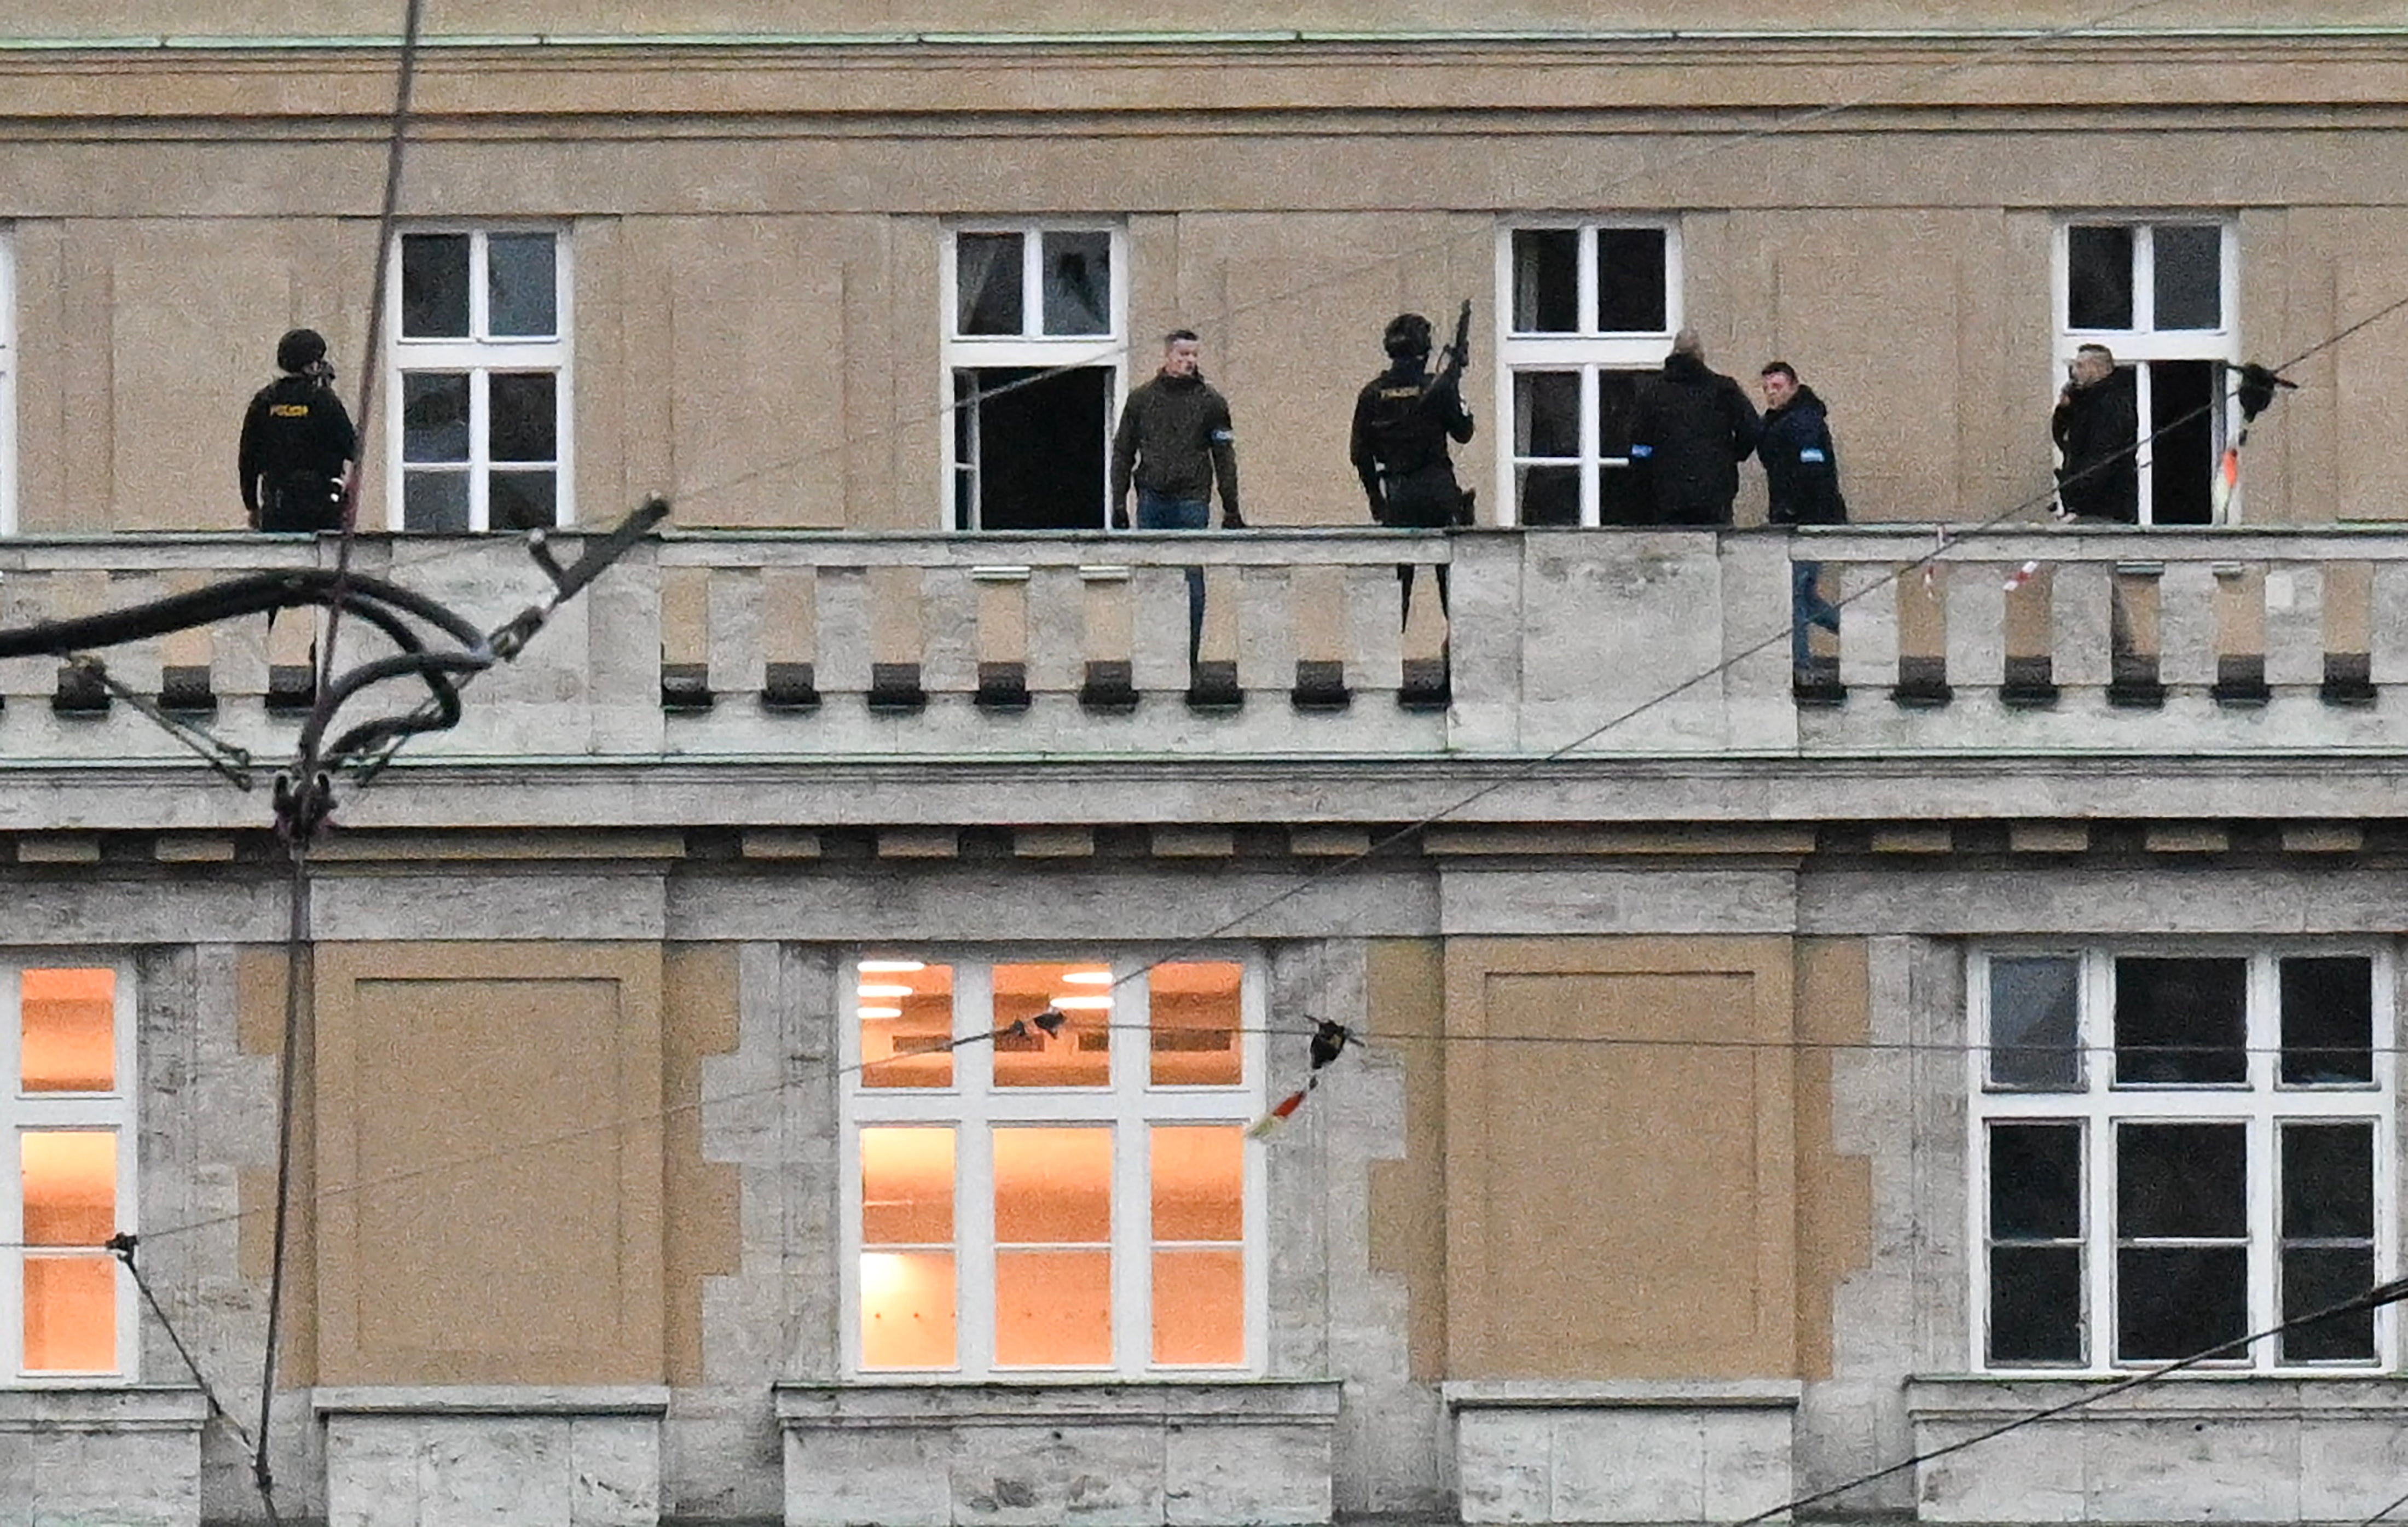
top-left (1384, 312), bottom-right (1433, 359)
top-left (276, 328), bottom-right (328, 374)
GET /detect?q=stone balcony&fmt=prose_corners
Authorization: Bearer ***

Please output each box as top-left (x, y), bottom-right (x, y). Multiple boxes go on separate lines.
top-left (0, 524), bottom-right (2404, 829)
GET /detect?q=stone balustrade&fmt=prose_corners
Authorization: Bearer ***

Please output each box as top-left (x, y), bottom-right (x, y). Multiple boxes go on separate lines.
top-left (0, 525), bottom-right (2405, 771)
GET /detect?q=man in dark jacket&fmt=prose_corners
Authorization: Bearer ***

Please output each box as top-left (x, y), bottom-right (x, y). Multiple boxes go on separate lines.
top-left (1110, 329), bottom-right (1244, 665)
top-left (1352, 311), bottom-right (1474, 625)
top-left (239, 327), bottom-right (357, 532)
top-left (1628, 328), bottom-right (1759, 526)
top-left (2052, 342), bottom-right (2138, 522)
top-left (1757, 361), bottom-right (1848, 678)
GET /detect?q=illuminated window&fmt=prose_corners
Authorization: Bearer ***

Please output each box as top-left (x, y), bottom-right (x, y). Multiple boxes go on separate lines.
top-left (844, 955), bottom-right (1261, 1377)
top-left (2, 965), bottom-right (135, 1380)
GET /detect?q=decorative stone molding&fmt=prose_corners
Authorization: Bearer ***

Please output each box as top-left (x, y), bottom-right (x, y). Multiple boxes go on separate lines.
top-left (0, 1386), bottom-right (206, 1527)
top-left (1908, 1375), bottom-right (2408, 1524)
top-left (1443, 1379), bottom-right (1801, 1524)
top-left (314, 1386), bottom-right (669, 1527)
top-left (774, 1380), bottom-right (1343, 1527)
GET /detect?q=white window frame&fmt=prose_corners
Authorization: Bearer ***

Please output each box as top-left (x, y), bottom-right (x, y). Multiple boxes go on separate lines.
top-left (385, 225), bottom-right (574, 532)
top-left (0, 959), bottom-right (137, 1384)
top-left (839, 952), bottom-right (1268, 1379)
top-left (2052, 218), bottom-right (2241, 525)
top-left (1494, 218), bottom-right (1682, 527)
top-left (1969, 945), bottom-right (2395, 1376)
top-left (938, 222), bottom-right (1128, 531)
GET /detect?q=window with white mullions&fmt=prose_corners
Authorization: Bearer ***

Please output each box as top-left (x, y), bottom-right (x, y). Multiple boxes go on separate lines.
top-left (1971, 949), bottom-right (2393, 1374)
top-left (842, 955), bottom-right (1263, 1379)
top-left (2056, 220), bottom-right (2238, 525)
top-left (1496, 222), bottom-right (1677, 526)
top-left (391, 229), bottom-right (570, 532)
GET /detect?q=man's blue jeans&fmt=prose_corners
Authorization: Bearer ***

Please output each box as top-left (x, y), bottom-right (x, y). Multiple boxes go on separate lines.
top-left (1137, 489), bottom-right (1209, 665)
top-left (1792, 560), bottom-right (1841, 668)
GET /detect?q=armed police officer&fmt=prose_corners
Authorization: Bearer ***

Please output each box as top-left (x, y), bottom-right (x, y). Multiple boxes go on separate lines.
top-left (239, 328), bottom-right (357, 533)
top-left (1352, 306), bottom-right (1475, 625)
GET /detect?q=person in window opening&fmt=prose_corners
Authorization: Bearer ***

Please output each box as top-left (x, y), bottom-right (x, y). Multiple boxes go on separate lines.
top-left (1756, 362), bottom-right (1848, 684)
top-left (2052, 342), bottom-right (2138, 523)
top-left (1627, 327), bottom-right (1759, 526)
top-left (1110, 329), bottom-right (1245, 667)
top-left (239, 327), bottom-right (357, 533)
top-left (1352, 311), bottom-right (1475, 627)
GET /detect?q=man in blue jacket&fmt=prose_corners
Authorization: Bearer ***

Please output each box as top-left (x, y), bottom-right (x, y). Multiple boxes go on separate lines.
top-left (1756, 361), bottom-right (1848, 681)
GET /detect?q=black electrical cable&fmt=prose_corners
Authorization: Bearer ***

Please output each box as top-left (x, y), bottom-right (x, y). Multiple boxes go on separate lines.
top-left (105, 1234), bottom-right (273, 1524)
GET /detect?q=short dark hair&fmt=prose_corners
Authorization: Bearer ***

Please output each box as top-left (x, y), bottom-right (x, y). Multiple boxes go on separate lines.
top-left (1165, 328), bottom-right (1200, 347)
top-left (2076, 341), bottom-right (2116, 363)
top-left (1760, 360), bottom-right (1798, 384)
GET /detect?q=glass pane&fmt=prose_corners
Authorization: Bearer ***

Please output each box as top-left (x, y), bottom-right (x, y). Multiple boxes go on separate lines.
top-left (23, 1256), bottom-right (114, 1373)
top-left (995, 1248), bottom-right (1110, 1365)
top-left (402, 471), bottom-right (468, 533)
top-left (23, 1132), bottom-right (113, 1247)
top-left (956, 232), bottom-right (1024, 336)
top-left (993, 1126), bottom-right (1112, 1243)
top-left (1596, 228), bottom-right (1669, 333)
top-left (993, 962), bottom-right (1109, 1088)
top-left (2154, 224), bottom-right (2222, 331)
top-left (1989, 956), bottom-right (2082, 1090)
top-left (1154, 1248), bottom-right (1243, 1365)
top-left (2282, 1245), bottom-right (2376, 1363)
top-left (401, 233), bottom-right (471, 338)
top-left (2282, 1122), bottom-right (2374, 1239)
top-left (2114, 956), bottom-right (2245, 1084)
top-left (1988, 1245), bottom-right (2082, 1365)
top-left (488, 373), bottom-right (558, 462)
top-left (487, 233), bottom-right (558, 338)
top-left (1152, 1125), bottom-right (1242, 1241)
top-left (860, 1127), bottom-right (953, 1245)
top-left (1597, 370), bottom-right (1641, 458)
top-left (402, 373), bottom-right (470, 463)
top-left (1515, 370), bottom-right (1581, 459)
top-left (1510, 229), bottom-right (1579, 333)
top-left (1517, 465), bottom-right (1581, 527)
top-left (1989, 1122), bottom-right (2081, 1239)
top-left (2118, 1122), bottom-right (2245, 1238)
top-left (2281, 956), bottom-right (2373, 1086)
top-left (1151, 962), bottom-right (1241, 1087)
top-left (1040, 231), bottom-right (1110, 336)
top-left (859, 961), bottom-right (954, 1089)
top-left (21, 968), bottom-right (113, 1093)
top-left (859, 1251), bottom-right (955, 1368)
top-left (2067, 225), bottom-right (2134, 330)
top-left (489, 472), bottom-right (557, 532)
top-left (2117, 1245), bottom-right (2248, 1360)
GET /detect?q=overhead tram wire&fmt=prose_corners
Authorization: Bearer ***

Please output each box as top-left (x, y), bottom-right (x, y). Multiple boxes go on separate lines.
top-left (665, 0), bottom-right (2183, 517)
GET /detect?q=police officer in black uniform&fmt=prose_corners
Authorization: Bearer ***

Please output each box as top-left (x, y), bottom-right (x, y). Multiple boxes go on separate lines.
top-left (1351, 310), bottom-right (1475, 624)
top-left (239, 328), bottom-right (357, 532)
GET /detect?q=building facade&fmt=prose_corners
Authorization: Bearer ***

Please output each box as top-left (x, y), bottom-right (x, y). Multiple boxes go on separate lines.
top-left (1, 4), bottom-right (2407, 1524)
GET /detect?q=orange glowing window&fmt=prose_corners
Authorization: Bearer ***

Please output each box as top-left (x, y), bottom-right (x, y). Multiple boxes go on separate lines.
top-left (859, 1127), bottom-right (955, 1368)
top-left (993, 1126), bottom-right (1112, 1365)
top-left (21, 1131), bottom-right (117, 1373)
top-left (859, 962), bottom-right (954, 1090)
top-left (21, 969), bottom-right (114, 1094)
top-left (993, 963), bottom-right (1110, 1088)
top-left (1151, 1125), bottom-right (1244, 1365)
top-left (1149, 963), bottom-right (1242, 1087)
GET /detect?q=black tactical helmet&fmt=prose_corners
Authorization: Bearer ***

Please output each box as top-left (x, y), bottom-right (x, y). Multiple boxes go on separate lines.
top-left (1384, 312), bottom-right (1433, 359)
top-left (276, 327), bottom-right (328, 374)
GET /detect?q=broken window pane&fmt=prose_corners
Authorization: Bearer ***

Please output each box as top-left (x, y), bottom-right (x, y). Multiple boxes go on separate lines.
top-left (401, 234), bottom-right (471, 338)
top-left (2113, 956), bottom-right (2245, 1084)
top-left (1510, 229), bottom-right (1579, 333)
top-left (1988, 956), bottom-right (2082, 1090)
top-left (956, 233), bottom-right (1024, 336)
top-left (20, 969), bottom-right (113, 1094)
top-left (1596, 228), bottom-right (1668, 333)
top-left (487, 233), bottom-right (558, 338)
top-left (2067, 225), bottom-right (2134, 330)
top-left (2154, 224), bottom-right (2222, 331)
top-left (1040, 231), bottom-right (1110, 336)
top-left (2280, 956), bottom-right (2372, 1086)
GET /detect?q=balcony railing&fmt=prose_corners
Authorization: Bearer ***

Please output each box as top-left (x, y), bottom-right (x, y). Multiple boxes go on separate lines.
top-left (0, 526), bottom-right (2403, 770)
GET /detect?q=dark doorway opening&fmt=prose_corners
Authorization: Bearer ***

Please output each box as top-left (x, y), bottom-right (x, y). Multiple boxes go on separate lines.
top-left (2147, 360), bottom-right (2217, 526)
top-left (952, 367), bottom-right (1112, 531)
